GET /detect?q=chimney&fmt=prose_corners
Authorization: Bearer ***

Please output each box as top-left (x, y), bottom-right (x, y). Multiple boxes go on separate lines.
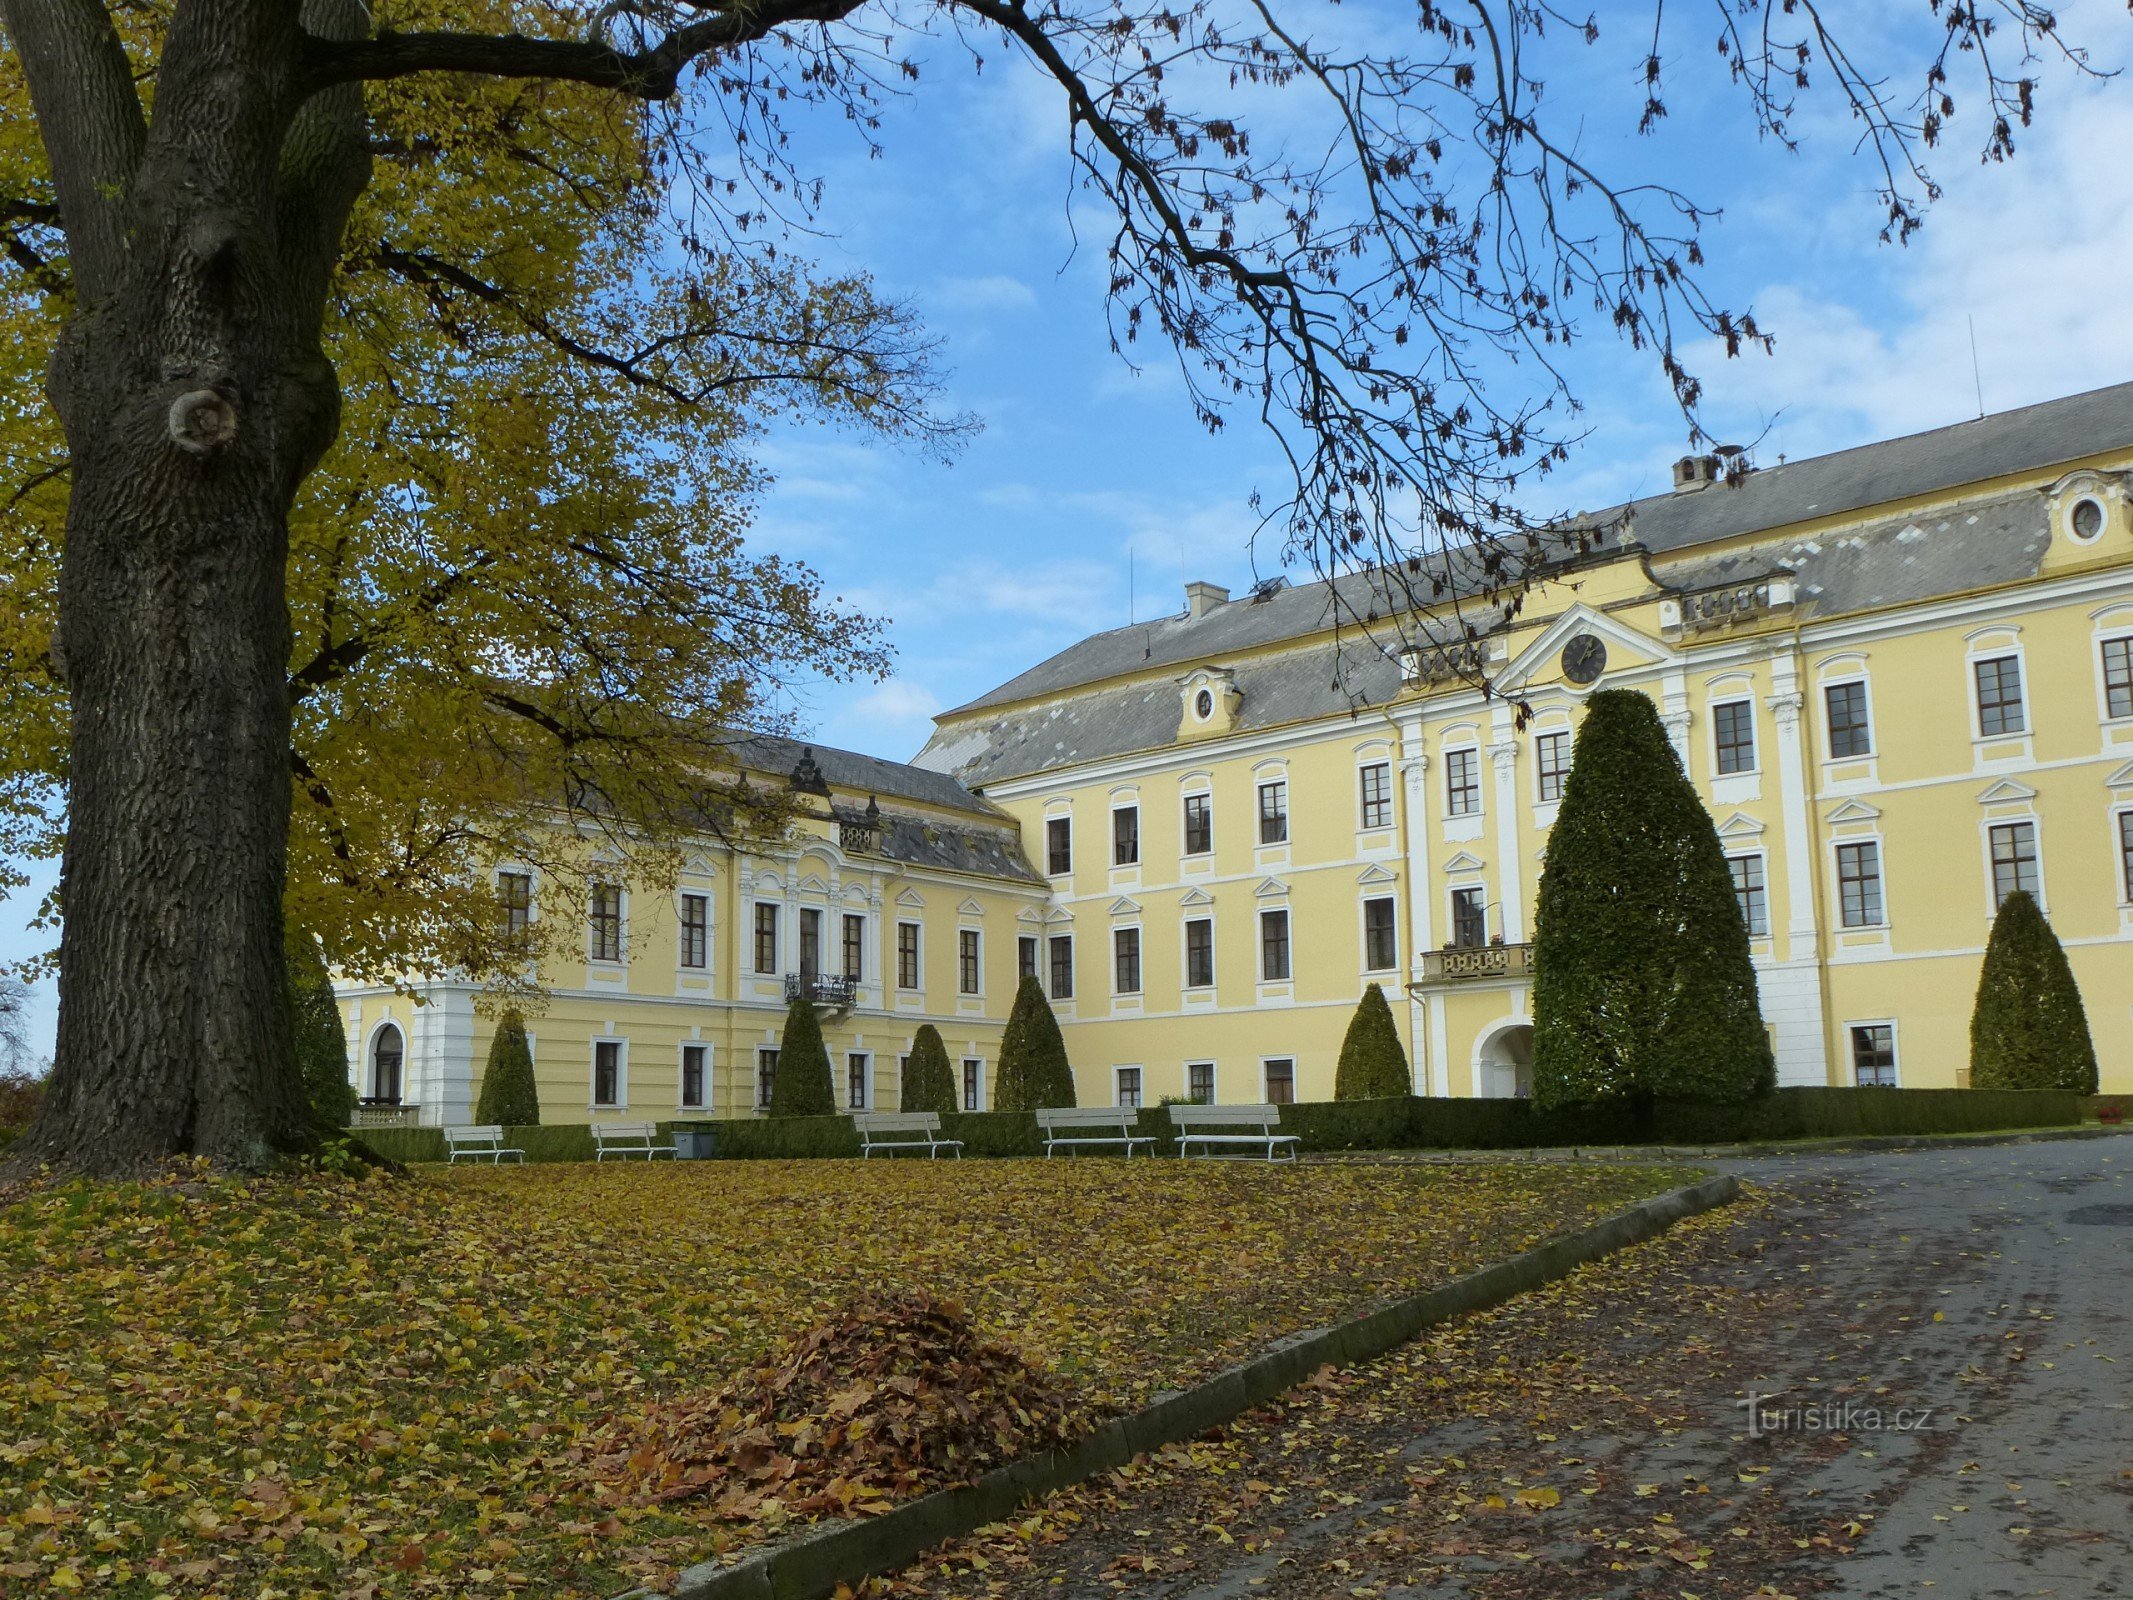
top-left (1184, 580), bottom-right (1230, 619)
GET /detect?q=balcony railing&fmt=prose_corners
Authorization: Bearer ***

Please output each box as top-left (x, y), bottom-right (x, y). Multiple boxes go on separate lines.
top-left (352, 1099), bottom-right (418, 1129)
top-left (1414, 942), bottom-right (1535, 986)
top-left (784, 972), bottom-right (859, 1009)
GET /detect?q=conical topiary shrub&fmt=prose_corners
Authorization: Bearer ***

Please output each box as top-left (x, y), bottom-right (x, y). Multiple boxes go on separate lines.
top-left (1334, 982), bottom-right (1411, 1099)
top-left (286, 928), bottom-right (356, 1130)
top-left (994, 975), bottom-right (1075, 1111)
top-left (1531, 689), bottom-right (1775, 1112)
top-left (476, 1008), bottom-right (542, 1126)
top-left (1970, 890), bottom-right (2099, 1092)
top-left (769, 995), bottom-right (837, 1117)
top-left (901, 1024), bottom-right (959, 1116)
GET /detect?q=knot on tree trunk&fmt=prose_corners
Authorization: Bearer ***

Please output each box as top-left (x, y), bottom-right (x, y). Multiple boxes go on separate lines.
top-left (168, 388), bottom-right (239, 455)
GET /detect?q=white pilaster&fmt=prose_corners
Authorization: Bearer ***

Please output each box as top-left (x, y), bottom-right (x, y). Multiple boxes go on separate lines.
top-left (1488, 738), bottom-right (1524, 940)
top-left (1765, 681), bottom-right (1831, 1085)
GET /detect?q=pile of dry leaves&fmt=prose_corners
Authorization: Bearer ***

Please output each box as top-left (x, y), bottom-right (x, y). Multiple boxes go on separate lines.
top-left (594, 1290), bottom-right (1086, 1523)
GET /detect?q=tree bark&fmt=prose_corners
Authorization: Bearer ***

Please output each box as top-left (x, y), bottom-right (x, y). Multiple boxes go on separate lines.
top-left (5, 0), bottom-right (369, 1173)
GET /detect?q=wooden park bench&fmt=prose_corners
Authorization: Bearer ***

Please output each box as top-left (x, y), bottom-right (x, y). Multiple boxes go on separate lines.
top-left (1169, 1103), bottom-right (1301, 1163)
top-left (443, 1124), bottom-right (526, 1165)
top-left (853, 1111), bottom-right (964, 1160)
top-left (1037, 1105), bottom-right (1160, 1158)
top-left (591, 1121), bottom-right (677, 1162)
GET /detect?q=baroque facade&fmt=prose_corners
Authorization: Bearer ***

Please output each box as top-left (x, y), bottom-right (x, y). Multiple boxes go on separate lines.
top-left (343, 381), bottom-right (2133, 1121)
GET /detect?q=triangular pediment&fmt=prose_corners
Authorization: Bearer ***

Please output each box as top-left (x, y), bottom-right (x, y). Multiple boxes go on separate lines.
top-left (1355, 862), bottom-right (1397, 886)
top-left (1497, 603), bottom-right (1678, 694)
top-left (1715, 811), bottom-right (1766, 838)
top-left (1108, 896), bottom-right (1142, 916)
top-left (958, 897), bottom-right (986, 917)
top-left (1825, 799), bottom-right (1882, 824)
top-left (1016, 904), bottom-right (1045, 923)
top-left (1253, 877), bottom-right (1290, 899)
top-left (1043, 905), bottom-right (1075, 925)
top-left (2106, 760), bottom-right (2133, 790)
top-left (895, 887), bottom-right (926, 908)
top-left (1976, 778), bottom-right (2038, 806)
top-left (798, 873), bottom-right (830, 894)
top-left (1179, 886), bottom-right (1215, 907)
top-left (1442, 851), bottom-right (1485, 874)
top-left (682, 853), bottom-right (718, 876)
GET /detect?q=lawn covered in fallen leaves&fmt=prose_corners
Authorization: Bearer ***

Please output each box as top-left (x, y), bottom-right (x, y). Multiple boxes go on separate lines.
top-left (0, 1157), bottom-right (1689, 1598)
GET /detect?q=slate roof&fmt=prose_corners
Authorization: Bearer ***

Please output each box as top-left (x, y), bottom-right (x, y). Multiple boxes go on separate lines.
top-left (941, 381), bottom-right (2133, 725)
top-left (918, 380), bottom-right (2133, 790)
top-left (720, 731), bottom-right (1004, 818)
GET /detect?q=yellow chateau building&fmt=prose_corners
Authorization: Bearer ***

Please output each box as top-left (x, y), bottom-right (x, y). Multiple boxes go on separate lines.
top-left (342, 382), bottom-right (2133, 1121)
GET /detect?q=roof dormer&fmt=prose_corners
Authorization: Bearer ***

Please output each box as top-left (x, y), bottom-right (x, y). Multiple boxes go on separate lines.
top-left (1177, 665), bottom-right (1242, 741)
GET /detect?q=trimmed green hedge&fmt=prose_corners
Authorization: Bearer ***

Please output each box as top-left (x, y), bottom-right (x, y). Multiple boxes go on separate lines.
top-left (350, 1085), bottom-right (2086, 1163)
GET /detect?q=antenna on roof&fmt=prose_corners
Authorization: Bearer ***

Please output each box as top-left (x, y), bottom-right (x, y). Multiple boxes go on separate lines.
top-left (1128, 548), bottom-right (1134, 627)
top-left (1968, 314), bottom-right (1986, 420)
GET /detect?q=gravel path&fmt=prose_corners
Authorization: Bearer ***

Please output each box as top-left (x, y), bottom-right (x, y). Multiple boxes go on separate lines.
top-left (883, 1139), bottom-right (2133, 1600)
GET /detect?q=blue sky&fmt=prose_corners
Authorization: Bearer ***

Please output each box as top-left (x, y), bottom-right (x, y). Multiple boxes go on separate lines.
top-left (7, 4), bottom-right (2133, 1061)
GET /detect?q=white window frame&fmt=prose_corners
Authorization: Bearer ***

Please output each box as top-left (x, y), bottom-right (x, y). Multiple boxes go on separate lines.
top-left (1182, 788), bottom-right (1215, 858)
top-left (1709, 696), bottom-right (1759, 776)
top-left (1111, 803), bottom-right (1141, 867)
top-left (1044, 810), bottom-right (1074, 877)
top-left (1532, 727), bottom-right (1571, 805)
top-left (1181, 914), bottom-right (1216, 991)
top-left (1260, 1056), bottom-right (1297, 1105)
top-left (588, 881), bottom-right (627, 966)
top-left (2115, 806), bottom-right (2133, 907)
top-left (1725, 850), bottom-right (1770, 940)
top-left (751, 899), bottom-right (781, 975)
top-left (1113, 1065), bottom-right (1143, 1111)
top-left (1443, 745), bottom-right (1483, 818)
top-left (1832, 836), bottom-right (1889, 930)
top-left (960, 1057), bottom-right (986, 1113)
top-left (678, 1042), bottom-right (710, 1111)
top-left (1967, 642), bottom-right (2030, 741)
top-left (676, 889), bottom-right (712, 974)
top-left (1360, 893), bottom-right (1399, 973)
top-left (590, 1036), bottom-right (628, 1110)
top-left (1112, 922), bottom-right (1143, 996)
top-left (1183, 1059), bottom-right (1218, 1105)
top-left (846, 1050), bottom-right (872, 1112)
top-left (1255, 777), bottom-right (1290, 845)
top-left (2096, 629), bottom-right (2133, 724)
top-left (1357, 759), bottom-right (1395, 832)
top-left (895, 919), bottom-right (923, 991)
top-left (1258, 906), bottom-right (1292, 982)
top-left (957, 925), bottom-right (983, 997)
top-left (1447, 882), bottom-right (1489, 947)
top-left (496, 866), bottom-right (537, 938)
top-left (1047, 932), bottom-right (1075, 1000)
top-left (1820, 675), bottom-right (1876, 760)
top-left (755, 1046), bottom-right (779, 1110)
top-left (1981, 814), bottom-right (2046, 915)
top-left (1846, 1020), bottom-right (1901, 1087)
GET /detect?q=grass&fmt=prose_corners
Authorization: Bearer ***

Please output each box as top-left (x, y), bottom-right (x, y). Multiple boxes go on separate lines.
top-left (0, 1157), bottom-right (1690, 1598)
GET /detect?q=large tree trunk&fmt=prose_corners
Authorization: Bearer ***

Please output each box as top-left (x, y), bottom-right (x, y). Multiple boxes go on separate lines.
top-left (4, 0), bottom-right (369, 1173)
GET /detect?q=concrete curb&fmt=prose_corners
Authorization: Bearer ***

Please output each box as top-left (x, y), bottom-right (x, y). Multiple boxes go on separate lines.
top-left (1304, 1123), bottom-right (2131, 1167)
top-left (619, 1173), bottom-right (1741, 1600)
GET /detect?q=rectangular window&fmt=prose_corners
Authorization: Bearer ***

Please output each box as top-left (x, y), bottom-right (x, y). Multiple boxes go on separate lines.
top-left (1046, 816), bottom-right (1072, 876)
top-left (679, 893), bottom-right (709, 969)
top-left (1115, 1066), bottom-right (1142, 1110)
top-left (1186, 1061), bottom-right (1215, 1104)
top-left (1183, 793), bottom-right (1213, 855)
top-left (841, 913), bottom-right (864, 981)
top-left (1113, 805), bottom-right (1140, 866)
top-left (847, 1052), bottom-right (870, 1111)
top-left (1535, 732), bottom-right (1569, 803)
top-left (499, 871), bottom-right (532, 937)
top-left (753, 903), bottom-right (779, 974)
top-left (1263, 1058), bottom-right (1295, 1105)
top-left (1836, 841), bottom-right (1884, 928)
top-left (680, 1044), bottom-right (706, 1109)
top-left (1974, 654), bottom-right (2027, 737)
top-left (1257, 780), bottom-right (1289, 845)
top-left (798, 907), bottom-right (822, 976)
top-left (589, 882), bottom-right (622, 963)
top-left (2121, 811), bottom-right (2133, 903)
top-left (896, 922), bottom-right (920, 990)
top-left (1446, 748), bottom-right (1480, 816)
top-left (1728, 854), bottom-right (1769, 938)
top-left (962, 1059), bottom-right (984, 1112)
top-left (1450, 885), bottom-right (1488, 948)
top-left (1184, 918), bottom-right (1215, 988)
top-left (1825, 680), bottom-right (1872, 758)
top-left (1113, 926), bottom-right (1142, 994)
top-left (593, 1039), bottom-right (621, 1107)
top-left (1359, 762), bottom-right (1393, 830)
top-left (1259, 909), bottom-right (1291, 982)
top-left (2105, 638), bottom-right (2133, 721)
top-left (958, 929), bottom-right (981, 995)
top-left (1988, 821), bottom-right (2040, 909)
top-left (1362, 896), bottom-right (1397, 971)
top-left (1714, 700), bottom-right (1756, 774)
top-left (756, 1047), bottom-right (778, 1109)
top-left (1018, 935), bottom-right (1038, 981)
top-left (1048, 934), bottom-right (1075, 1000)
top-left (1850, 1024), bottom-right (1897, 1088)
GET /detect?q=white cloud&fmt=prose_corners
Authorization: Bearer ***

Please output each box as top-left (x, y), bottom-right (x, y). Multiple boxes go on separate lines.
top-left (930, 274), bottom-right (1039, 313)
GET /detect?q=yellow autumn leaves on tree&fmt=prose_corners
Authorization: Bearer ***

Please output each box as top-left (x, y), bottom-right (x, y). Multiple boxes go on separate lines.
top-left (0, 0), bottom-right (966, 986)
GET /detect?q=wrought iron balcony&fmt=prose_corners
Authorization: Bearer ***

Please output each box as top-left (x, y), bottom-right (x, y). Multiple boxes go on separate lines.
top-left (1413, 941), bottom-right (1535, 987)
top-left (784, 972), bottom-right (859, 1009)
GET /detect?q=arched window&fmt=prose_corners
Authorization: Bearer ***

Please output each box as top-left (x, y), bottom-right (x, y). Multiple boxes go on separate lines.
top-left (370, 1024), bottom-right (404, 1104)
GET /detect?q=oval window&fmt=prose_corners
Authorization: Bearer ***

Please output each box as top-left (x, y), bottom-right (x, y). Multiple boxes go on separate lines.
top-left (1195, 688), bottom-right (1214, 719)
top-left (2072, 497), bottom-right (2106, 541)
